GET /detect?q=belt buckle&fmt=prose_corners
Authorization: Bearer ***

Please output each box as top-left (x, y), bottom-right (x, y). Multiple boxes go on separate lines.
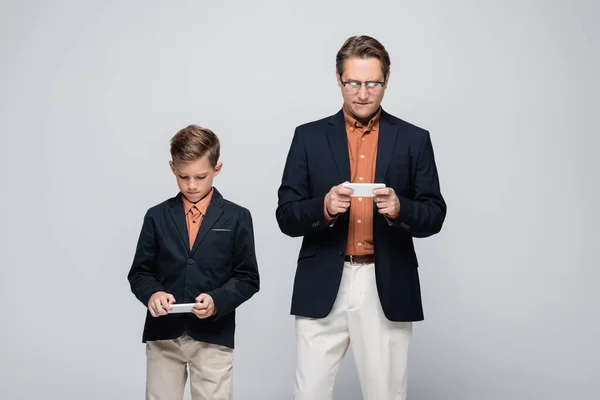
top-left (349, 255), bottom-right (354, 264)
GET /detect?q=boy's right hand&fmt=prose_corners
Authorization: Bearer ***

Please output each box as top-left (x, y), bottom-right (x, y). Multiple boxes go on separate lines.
top-left (148, 291), bottom-right (176, 317)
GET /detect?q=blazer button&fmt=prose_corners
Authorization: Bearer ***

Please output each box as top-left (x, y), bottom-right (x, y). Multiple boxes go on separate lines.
top-left (187, 259), bottom-right (194, 265)
top-left (339, 250), bottom-right (344, 256)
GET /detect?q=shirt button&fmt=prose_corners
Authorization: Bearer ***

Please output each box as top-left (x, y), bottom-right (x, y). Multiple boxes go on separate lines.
top-left (359, 177), bottom-right (364, 181)
top-left (360, 155), bottom-right (365, 159)
top-left (357, 242), bottom-right (362, 247)
top-left (361, 138), bottom-right (365, 141)
top-left (357, 219), bottom-right (361, 224)
top-left (187, 259), bottom-right (194, 265)
top-left (358, 197), bottom-right (363, 201)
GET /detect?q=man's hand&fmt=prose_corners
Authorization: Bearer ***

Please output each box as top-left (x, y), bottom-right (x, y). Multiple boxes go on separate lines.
top-left (325, 182), bottom-right (354, 217)
top-left (193, 293), bottom-right (216, 319)
top-left (148, 291), bottom-right (176, 317)
top-left (373, 187), bottom-right (400, 219)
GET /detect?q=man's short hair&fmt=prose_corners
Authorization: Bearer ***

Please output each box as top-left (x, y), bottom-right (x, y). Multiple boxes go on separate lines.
top-left (336, 35), bottom-right (391, 78)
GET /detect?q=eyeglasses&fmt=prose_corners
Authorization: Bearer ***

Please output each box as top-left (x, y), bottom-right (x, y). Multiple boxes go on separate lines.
top-left (339, 75), bottom-right (386, 95)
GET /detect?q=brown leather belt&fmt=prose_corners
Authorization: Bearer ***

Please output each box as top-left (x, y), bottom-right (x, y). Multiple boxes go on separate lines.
top-left (344, 254), bottom-right (375, 264)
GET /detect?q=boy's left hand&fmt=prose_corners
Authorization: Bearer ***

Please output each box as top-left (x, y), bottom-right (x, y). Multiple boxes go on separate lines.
top-left (193, 293), bottom-right (216, 319)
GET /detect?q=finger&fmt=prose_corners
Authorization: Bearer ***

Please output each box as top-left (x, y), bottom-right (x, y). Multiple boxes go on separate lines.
top-left (333, 202), bottom-right (349, 213)
top-left (148, 305), bottom-right (157, 318)
top-left (375, 196), bottom-right (392, 205)
top-left (374, 198), bottom-right (387, 207)
top-left (374, 193), bottom-right (391, 202)
top-left (153, 298), bottom-right (163, 315)
top-left (338, 199), bottom-right (350, 208)
top-left (378, 207), bottom-right (395, 215)
top-left (335, 183), bottom-right (354, 195)
top-left (164, 295), bottom-right (175, 311)
top-left (337, 187), bottom-right (354, 196)
top-left (196, 293), bottom-right (207, 303)
top-left (157, 298), bottom-right (169, 315)
top-left (373, 188), bottom-right (393, 196)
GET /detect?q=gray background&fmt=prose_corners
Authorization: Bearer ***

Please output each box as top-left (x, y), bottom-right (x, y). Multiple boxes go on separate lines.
top-left (1, 0), bottom-right (599, 399)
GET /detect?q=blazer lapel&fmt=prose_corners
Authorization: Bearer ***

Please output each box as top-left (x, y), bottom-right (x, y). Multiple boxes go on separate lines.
top-left (190, 189), bottom-right (224, 257)
top-left (375, 109), bottom-right (398, 183)
top-left (168, 194), bottom-right (190, 253)
top-left (326, 110), bottom-right (351, 182)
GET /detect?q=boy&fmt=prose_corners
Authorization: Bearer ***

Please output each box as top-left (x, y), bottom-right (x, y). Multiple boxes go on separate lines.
top-left (127, 125), bottom-right (260, 400)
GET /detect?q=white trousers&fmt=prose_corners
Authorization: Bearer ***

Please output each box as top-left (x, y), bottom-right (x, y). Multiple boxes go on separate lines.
top-left (294, 261), bottom-right (413, 400)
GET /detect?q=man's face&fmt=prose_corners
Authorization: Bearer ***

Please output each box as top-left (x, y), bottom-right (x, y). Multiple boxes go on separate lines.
top-left (337, 57), bottom-right (389, 122)
top-left (169, 155), bottom-right (222, 203)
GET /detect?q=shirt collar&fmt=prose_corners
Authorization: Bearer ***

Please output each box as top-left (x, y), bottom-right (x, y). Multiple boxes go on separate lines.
top-left (342, 105), bottom-right (381, 132)
top-left (182, 188), bottom-right (214, 216)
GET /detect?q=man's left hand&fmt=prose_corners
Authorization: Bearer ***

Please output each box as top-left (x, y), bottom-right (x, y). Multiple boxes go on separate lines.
top-left (373, 187), bottom-right (400, 219)
top-left (193, 293), bottom-right (216, 319)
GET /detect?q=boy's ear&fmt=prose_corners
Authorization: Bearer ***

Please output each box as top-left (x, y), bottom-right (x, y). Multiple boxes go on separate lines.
top-left (214, 161), bottom-right (223, 177)
top-left (169, 160), bottom-right (176, 174)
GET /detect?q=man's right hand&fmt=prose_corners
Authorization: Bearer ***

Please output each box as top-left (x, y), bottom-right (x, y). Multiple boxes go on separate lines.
top-left (148, 291), bottom-right (176, 317)
top-left (325, 182), bottom-right (354, 217)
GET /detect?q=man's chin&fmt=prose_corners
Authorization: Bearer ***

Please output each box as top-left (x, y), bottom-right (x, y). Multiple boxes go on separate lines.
top-left (352, 108), bottom-right (375, 119)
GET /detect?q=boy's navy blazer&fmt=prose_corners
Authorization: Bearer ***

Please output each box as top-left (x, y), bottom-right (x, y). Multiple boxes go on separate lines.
top-left (128, 188), bottom-right (260, 349)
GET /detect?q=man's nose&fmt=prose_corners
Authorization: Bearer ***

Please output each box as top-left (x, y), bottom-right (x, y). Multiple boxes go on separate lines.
top-left (357, 84), bottom-right (369, 99)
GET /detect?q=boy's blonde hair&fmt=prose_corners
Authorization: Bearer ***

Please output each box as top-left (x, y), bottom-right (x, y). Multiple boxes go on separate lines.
top-left (170, 125), bottom-right (220, 167)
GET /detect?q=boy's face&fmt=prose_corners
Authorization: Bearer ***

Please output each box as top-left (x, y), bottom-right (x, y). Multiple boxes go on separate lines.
top-left (169, 155), bottom-right (222, 203)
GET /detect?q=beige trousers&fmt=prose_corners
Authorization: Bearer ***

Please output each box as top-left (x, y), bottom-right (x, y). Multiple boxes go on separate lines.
top-left (146, 332), bottom-right (234, 400)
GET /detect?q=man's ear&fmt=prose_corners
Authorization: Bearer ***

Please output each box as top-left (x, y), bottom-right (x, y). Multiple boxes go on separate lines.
top-left (336, 71), bottom-right (343, 88)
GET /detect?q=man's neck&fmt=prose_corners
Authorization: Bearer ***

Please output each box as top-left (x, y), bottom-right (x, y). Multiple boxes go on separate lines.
top-left (343, 104), bottom-right (380, 126)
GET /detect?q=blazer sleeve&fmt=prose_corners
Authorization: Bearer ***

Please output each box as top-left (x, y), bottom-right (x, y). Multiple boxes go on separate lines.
top-left (276, 128), bottom-right (337, 237)
top-left (207, 208), bottom-right (260, 318)
top-left (127, 211), bottom-right (166, 306)
top-left (390, 131), bottom-right (447, 238)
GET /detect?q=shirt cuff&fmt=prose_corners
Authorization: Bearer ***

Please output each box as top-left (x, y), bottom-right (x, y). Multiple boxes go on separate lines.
top-left (324, 199), bottom-right (337, 222)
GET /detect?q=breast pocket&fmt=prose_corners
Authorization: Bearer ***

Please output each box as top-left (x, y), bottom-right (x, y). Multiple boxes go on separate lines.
top-left (206, 229), bottom-right (235, 258)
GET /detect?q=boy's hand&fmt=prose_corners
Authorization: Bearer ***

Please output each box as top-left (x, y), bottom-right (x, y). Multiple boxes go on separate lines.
top-left (193, 293), bottom-right (216, 319)
top-left (148, 291), bottom-right (176, 317)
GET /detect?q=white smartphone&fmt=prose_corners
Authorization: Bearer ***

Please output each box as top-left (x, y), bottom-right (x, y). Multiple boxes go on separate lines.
top-left (342, 183), bottom-right (386, 197)
top-left (168, 303), bottom-right (196, 314)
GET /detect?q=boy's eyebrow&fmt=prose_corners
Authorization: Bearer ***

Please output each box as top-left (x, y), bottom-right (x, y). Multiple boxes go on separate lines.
top-left (177, 171), bottom-right (209, 176)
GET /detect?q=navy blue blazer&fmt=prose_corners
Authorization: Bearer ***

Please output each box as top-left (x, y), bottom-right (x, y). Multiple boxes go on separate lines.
top-left (127, 188), bottom-right (260, 348)
top-left (276, 109), bottom-right (446, 321)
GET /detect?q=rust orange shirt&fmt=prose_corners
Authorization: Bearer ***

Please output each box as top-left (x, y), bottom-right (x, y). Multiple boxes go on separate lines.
top-left (182, 188), bottom-right (214, 250)
top-left (324, 106), bottom-right (381, 256)
top-left (344, 106), bottom-right (380, 255)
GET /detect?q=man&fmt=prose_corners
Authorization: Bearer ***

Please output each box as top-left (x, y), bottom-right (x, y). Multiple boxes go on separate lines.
top-left (276, 35), bottom-right (446, 400)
